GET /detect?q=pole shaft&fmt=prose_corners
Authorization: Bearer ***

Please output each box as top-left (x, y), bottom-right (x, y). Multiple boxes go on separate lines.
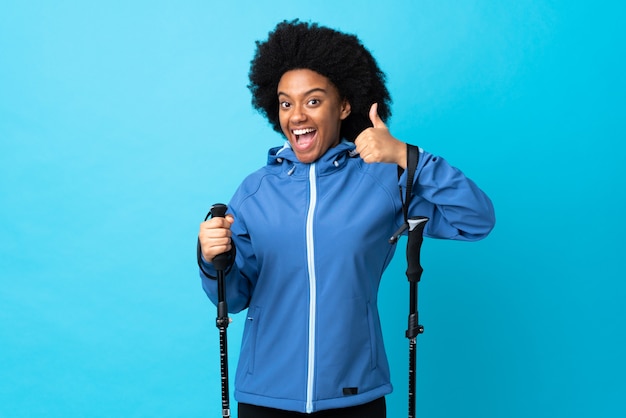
top-left (217, 269), bottom-right (231, 417)
top-left (408, 339), bottom-right (416, 418)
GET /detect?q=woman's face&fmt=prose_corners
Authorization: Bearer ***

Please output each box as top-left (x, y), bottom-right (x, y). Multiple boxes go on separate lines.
top-left (277, 69), bottom-right (351, 163)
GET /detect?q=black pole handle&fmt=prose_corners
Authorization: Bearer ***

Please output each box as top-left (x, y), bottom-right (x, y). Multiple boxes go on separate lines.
top-left (406, 217), bottom-right (428, 284)
top-left (208, 203), bottom-right (230, 324)
top-left (210, 203), bottom-right (231, 272)
top-left (210, 203), bottom-right (228, 218)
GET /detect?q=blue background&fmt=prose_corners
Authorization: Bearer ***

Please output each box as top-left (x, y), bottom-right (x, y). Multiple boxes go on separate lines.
top-left (1, 1), bottom-right (624, 417)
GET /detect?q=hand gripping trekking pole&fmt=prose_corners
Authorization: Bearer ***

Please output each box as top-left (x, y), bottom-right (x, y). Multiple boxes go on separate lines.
top-left (202, 203), bottom-right (232, 418)
top-left (405, 216), bottom-right (428, 418)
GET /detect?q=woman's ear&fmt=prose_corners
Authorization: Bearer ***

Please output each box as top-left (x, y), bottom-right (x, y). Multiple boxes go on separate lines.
top-left (340, 100), bottom-right (351, 120)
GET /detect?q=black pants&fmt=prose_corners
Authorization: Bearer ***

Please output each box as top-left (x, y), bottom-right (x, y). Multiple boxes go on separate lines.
top-left (238, 397), bottom-right (386, 418)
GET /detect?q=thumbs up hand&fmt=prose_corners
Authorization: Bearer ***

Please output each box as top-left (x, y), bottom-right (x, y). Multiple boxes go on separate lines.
top-left (354, 103), bottom-right (407, 169)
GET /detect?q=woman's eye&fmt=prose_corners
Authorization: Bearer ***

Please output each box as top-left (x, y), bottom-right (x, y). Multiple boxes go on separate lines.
top-left (280, 101), bottom-right (291, 109)
top-left (308, 99), bottom-right (320, 106)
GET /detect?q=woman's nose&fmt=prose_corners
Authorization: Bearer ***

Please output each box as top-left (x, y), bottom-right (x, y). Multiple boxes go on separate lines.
top-left (290, 105), bottom-right (306, 123)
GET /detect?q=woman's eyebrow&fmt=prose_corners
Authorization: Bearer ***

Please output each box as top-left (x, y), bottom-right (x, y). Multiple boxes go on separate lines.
top-left (277, 87), bottom-right (328, 97)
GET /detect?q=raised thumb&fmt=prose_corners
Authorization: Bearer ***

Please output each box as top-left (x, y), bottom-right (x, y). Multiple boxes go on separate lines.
top-left (369, 103), bottom-right (385, 128)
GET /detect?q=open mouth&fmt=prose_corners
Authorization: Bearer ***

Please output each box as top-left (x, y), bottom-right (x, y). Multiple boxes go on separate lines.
top-left (292, 128), bottom-right (317, 147)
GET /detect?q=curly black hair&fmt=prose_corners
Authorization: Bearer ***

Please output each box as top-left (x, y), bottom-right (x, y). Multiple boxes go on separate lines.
top-left (248, 19), bottom-right (392, 142)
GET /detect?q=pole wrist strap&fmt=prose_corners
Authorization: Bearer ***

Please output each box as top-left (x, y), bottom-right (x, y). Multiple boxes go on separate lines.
top-left (400, 144), bottom-right (420, 223)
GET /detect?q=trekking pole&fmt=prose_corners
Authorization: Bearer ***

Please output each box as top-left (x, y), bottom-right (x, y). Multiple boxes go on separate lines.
top-left (200, 203), bottom-right (232, 418)
top-left (387, 144), bottom-right (426, 417)
top-left (404, 216), bottom-right (428, 418)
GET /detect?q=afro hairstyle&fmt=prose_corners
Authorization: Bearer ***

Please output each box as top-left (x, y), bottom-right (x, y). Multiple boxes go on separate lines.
top-left (248, 19), bottom-right (392, 142)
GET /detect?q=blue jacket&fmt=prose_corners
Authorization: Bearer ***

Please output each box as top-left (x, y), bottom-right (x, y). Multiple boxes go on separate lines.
top-left (200, 141), bottom-right (495, 413)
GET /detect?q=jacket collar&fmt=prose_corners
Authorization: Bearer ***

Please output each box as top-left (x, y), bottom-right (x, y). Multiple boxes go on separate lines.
top-left (267, 140), bottom-right (358, 177)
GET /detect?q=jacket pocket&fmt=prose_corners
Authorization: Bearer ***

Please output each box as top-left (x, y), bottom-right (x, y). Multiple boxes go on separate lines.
top-left (244, 305), bottom-right (261, 375)
top-left (367, 303), bottom-right (378, 370)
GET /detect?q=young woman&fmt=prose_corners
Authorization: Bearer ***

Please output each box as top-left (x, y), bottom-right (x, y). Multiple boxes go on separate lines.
top-left (198, 20), bottom-right (495, 417)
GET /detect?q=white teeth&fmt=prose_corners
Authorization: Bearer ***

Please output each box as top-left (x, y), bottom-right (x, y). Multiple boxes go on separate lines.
top-left (293, 128), bottom-right (315, 135)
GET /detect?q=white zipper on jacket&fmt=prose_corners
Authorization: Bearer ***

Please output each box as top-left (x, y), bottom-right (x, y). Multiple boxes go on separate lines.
top-left (305, 163), bottom-right (317, 413)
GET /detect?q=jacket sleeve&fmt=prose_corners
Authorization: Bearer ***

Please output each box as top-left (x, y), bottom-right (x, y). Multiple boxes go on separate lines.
top-left (200, 204), bottom-right (256, 313)
top-left (399, 148), bottom-right (496, 241)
